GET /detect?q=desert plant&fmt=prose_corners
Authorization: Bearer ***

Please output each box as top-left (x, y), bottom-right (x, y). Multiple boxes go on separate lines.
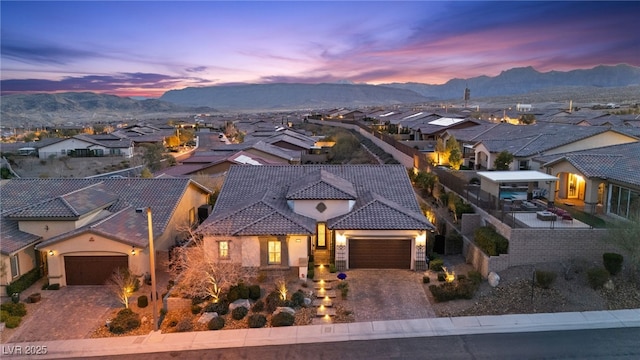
top-left (587, 267), bottom-right (610, 289)
top-left (265, 291), bottom-right (283, 313)
top-left (4, 316), bottom-right (21, 329)
top-left (1, 302), bottom-right (27, 317)
top-left (467, 271), bottom-right (482, 285)
top-left (176, 318), bottom-right (193, 332)
top-left (203, 300), bottom-right (229, 315)
top-left (191, 304), bottom-right (202, 315)
top-left (231, 306), bottom-right (249, 320)
top-left (137, 295), bottom-right (148, 308)
top-left (336, 281), bottom-right (349, 299)
top-left (422, 276), bottom-right (430, 284)
top-left (291, 290), bottom-right (305, 307)
top-left (6, 267), bottom-right (42, 295)
top-left (437, 273), bottom-right (446, 282)
top-left (207, 316), bottom-right (225, 330)
top-left (251, 299), bottom-right (265, 313)
top-left (248, 285), bottom-right (261, 300)
top-left (271, 312), bottom-right (295, 327)
top-left (248, 314), bottom-right (267, 328)
top-left (0, 310), bottom-right (9, 322)
top-left (535, 270), bottom-right (557, 289)
top-left (603, 253), bottom-right (624, 276)
top-left (329, 264), bottom-right (337, 273)
top-left (307, 269), bottom-right (315, 279)
top-left (430, 258), bottom-right (444, 271)
top-left (109, 308), bottom-right (141, 334)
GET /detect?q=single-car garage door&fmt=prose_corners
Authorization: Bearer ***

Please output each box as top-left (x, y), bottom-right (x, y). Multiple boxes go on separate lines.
top-left (65, 256), bottom-right (128, 285)
top-left (349, 239), bottom-right (411, 269)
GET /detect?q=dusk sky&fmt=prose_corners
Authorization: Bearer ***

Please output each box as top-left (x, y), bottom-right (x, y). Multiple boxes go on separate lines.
top-left (1, 1), bottom-right (639, 97)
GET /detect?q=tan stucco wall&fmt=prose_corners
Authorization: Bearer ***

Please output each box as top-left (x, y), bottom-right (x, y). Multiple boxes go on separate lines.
top-left (287, 235), bottom-right (309, 267)
top-left (0, 247), bottom-right (38, 290)
top-left (291, 199), bottom-right (353, 221)
top-left (545, 131), bottom-right (637, 155)
top-left (18, 211), bottom-right (111, 239)
top-left (45, 234), bottom-right (145, 287)
top-left (155, 183), bottom-right (210, 251)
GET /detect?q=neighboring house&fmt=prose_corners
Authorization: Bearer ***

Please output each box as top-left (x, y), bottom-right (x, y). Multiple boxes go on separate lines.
top-left (533, 142), bottom-right (640, 220)
top-left (459, 123), bottom-right (638, 171)
top-left (200, 165), bottom-right (434, 273)
top-left (156, 150), bottom-right (285, 177)
top-left (0, 178), bottom-right (211, 292)
top-left (36, 134), bottom-right (134, 159)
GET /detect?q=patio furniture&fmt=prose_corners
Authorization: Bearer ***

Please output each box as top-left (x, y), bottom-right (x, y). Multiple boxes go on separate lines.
top-left (536, 211), bottom-right (557, 221)
top-left (562, 214), bottom-right (574, 222)
top-left (522, 201), bottom-right (537, 210)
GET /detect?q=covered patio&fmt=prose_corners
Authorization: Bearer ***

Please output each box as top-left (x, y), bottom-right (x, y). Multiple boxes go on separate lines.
top-left (477, 171), bottom-right (559, 209)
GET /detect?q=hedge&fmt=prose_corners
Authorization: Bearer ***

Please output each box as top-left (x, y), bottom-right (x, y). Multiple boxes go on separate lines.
top-left (6, 268), bottom-right (42, 296)
top-left (473, 227), bottom-right (508, 256)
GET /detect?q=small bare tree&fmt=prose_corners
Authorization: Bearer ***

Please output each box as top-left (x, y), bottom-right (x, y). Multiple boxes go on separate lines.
top-left (108, 267), bottom-right (139, 308)
top-left (168, 223), bottom-right (256, 303)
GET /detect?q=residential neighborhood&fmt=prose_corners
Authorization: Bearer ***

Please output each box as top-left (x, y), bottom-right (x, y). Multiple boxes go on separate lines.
top-left (1, 101), bottom-right (639, 355)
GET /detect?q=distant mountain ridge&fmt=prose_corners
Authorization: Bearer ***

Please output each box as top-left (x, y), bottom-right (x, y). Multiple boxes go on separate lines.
top-left (159, 83), bottom-right (428, 111)
top-left (383, 64), bottom-right (640, 99)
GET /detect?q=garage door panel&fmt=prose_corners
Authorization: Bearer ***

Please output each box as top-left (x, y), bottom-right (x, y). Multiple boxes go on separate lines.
top-left (65, 256), bottom-right (128, 285)
top-left (349, 239), bottom-right (411, 269)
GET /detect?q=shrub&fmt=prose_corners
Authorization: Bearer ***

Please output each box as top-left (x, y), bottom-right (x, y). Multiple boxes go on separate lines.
top-left (430, 258), bottom-right (444, 271)
top-left (422, 276), bottom-right (430, 284)
top-left (603, 253), bottom-right (624, 276)
top-left (336, 282), bottom-right (349, 299)
top-left (265, 291), bottom-right (283, 313)
top-left (1, 302), bottom-right (27, 317)
top-left (248, 314), bottom-right (267, 328)
top-left (307, 269), bottom-right (315, 279)
top-left (176, 318), bottom-right (193, 332)
top-left (232, 306), bottom-right (249, 320)
top-left (457, 274), bottom-right (466, 281)
top-left (429, 279), bottom-right (479, 302)
top-left (6, 268), bottom-right (42, 295)
top-left (0, 310), bottom-right (9, 322)
top-left (191, 304), bottom-right (202, 315)
top-left (137, 295), bottom-right (148, 308)
top-left (41, 283), bottom-right (49, 290)
top-left (474, 227), bottom-right (508, 256)
top-left (329, 264), bottom-right (337, 273)
top-left (271, 312), bottom-right (295, 327)
top-left (587, 267), bottom-right (609, 289)
top-left (535, 270), bottom-right (557, 289)
top-left (437, 273), bottom-right (446, 282)
top-left (248, 285), bottom-right (262, 300)
top-left (109, 308), bottom-right (141, 334)
top-left (203, 301), bottom-right (229, 315)
top-left (207, 316), bottom-right (225, 330)
top-left (47, 284), bottom-right (60, 290)
top-left (467, 271), bottom-right (482, 285)
top-left (251, 299), bottom-right (265, 313)
top-left (291, 290), bottom-right (305, 307)
top-left (4, 316), bottom-right (21, 329)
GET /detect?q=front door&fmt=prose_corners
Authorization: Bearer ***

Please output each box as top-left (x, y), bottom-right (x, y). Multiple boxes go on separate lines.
top-left (316, 223), bottom-right (327, 249)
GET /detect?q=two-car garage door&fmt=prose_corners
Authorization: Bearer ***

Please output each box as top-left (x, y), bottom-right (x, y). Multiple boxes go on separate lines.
top-left (348, 239), bottom-right (411, 269)
top-left (64, 256), bottom-right (128, 285)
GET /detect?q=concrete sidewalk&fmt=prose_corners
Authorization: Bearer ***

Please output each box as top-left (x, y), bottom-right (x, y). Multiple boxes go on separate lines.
top-left (4, 309), bottom-right (639, 359)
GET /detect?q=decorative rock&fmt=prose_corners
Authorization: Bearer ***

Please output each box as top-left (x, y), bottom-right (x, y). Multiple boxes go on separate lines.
top-left (488, 272), bottom-right (500, 287)
top-left (303, 297), bottom-right (312, 306)
top-left (229, 299), bottom-right (251, 311)
top-left (603, 279), bottom-right (615, 291)
top-left (141, 316), bottom-right (148, 324)
top-left (274, 307), bottom-right (296, 316)
top-left (198, 312), bottom-right (218, 324)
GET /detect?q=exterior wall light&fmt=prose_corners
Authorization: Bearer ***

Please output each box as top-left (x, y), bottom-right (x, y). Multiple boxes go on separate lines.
top-left (48, 250), bottom-right (54, 256)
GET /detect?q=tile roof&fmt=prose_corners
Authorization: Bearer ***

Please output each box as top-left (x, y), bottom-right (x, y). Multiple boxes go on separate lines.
top-left (535, 142), bottom-right (640, 187)
top-left (1, 178), bottom-right (211, 254)
top-left (328, 191), bottom-right (433, 230)
top-left (0, 218), bottom-right (41, 254)
top-left (286, 169), bottom-right (357, 200)
top-left (206, 165), bottom-right (432, 234)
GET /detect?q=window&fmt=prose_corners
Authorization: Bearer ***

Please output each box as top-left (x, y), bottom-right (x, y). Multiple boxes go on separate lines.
top-left (609, 184), bottom-right (640, 221)
top-left (60, 149), bottom-right (66, 155)
top-left (519, 160), bottom-right (529, 170)
top-left (268, 240), bottom-right (281, 264)
top-left (10, 255), bottom-right (19, 278)
top-left (218, 241), bottom-right (229, 260)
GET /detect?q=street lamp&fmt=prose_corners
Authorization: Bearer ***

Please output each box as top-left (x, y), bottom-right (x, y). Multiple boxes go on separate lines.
top-left (137, 207), bottom-right (158, 331)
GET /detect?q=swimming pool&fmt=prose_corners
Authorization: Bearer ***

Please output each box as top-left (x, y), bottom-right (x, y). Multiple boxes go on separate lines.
top-left (500, 191), bottom-right (528, 200)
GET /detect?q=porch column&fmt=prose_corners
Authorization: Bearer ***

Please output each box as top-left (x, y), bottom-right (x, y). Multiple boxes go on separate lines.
top-left (583, 179), bottom-right (600, 214)
top-left (335, 232), bottom-right (347, 271)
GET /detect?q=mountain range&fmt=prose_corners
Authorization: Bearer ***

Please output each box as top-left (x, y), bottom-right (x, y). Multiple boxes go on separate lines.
top-left (1, 64), bottom-right (638, 126)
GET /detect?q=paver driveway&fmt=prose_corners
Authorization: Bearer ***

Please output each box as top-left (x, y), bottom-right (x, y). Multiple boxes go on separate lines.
top-left (7, 286), bottom-right (120, 342)
top-left (345, 269), bottom-right (436, 322)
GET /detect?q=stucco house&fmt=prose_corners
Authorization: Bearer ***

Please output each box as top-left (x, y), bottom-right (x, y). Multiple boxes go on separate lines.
top-left (533, 142), bottom-right (640, 220)
top-left (1, 178), bottom-right (211, 292)
top-left (36, 134), bottom-right (134, 159)
top-left (199, 165), bottom-right (435, 273)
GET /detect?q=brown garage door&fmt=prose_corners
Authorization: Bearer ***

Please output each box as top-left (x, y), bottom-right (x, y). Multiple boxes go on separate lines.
top-left (349, 239), bottom-right (411, 269)
top-left (65, 256), bottom-right (128, 285)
